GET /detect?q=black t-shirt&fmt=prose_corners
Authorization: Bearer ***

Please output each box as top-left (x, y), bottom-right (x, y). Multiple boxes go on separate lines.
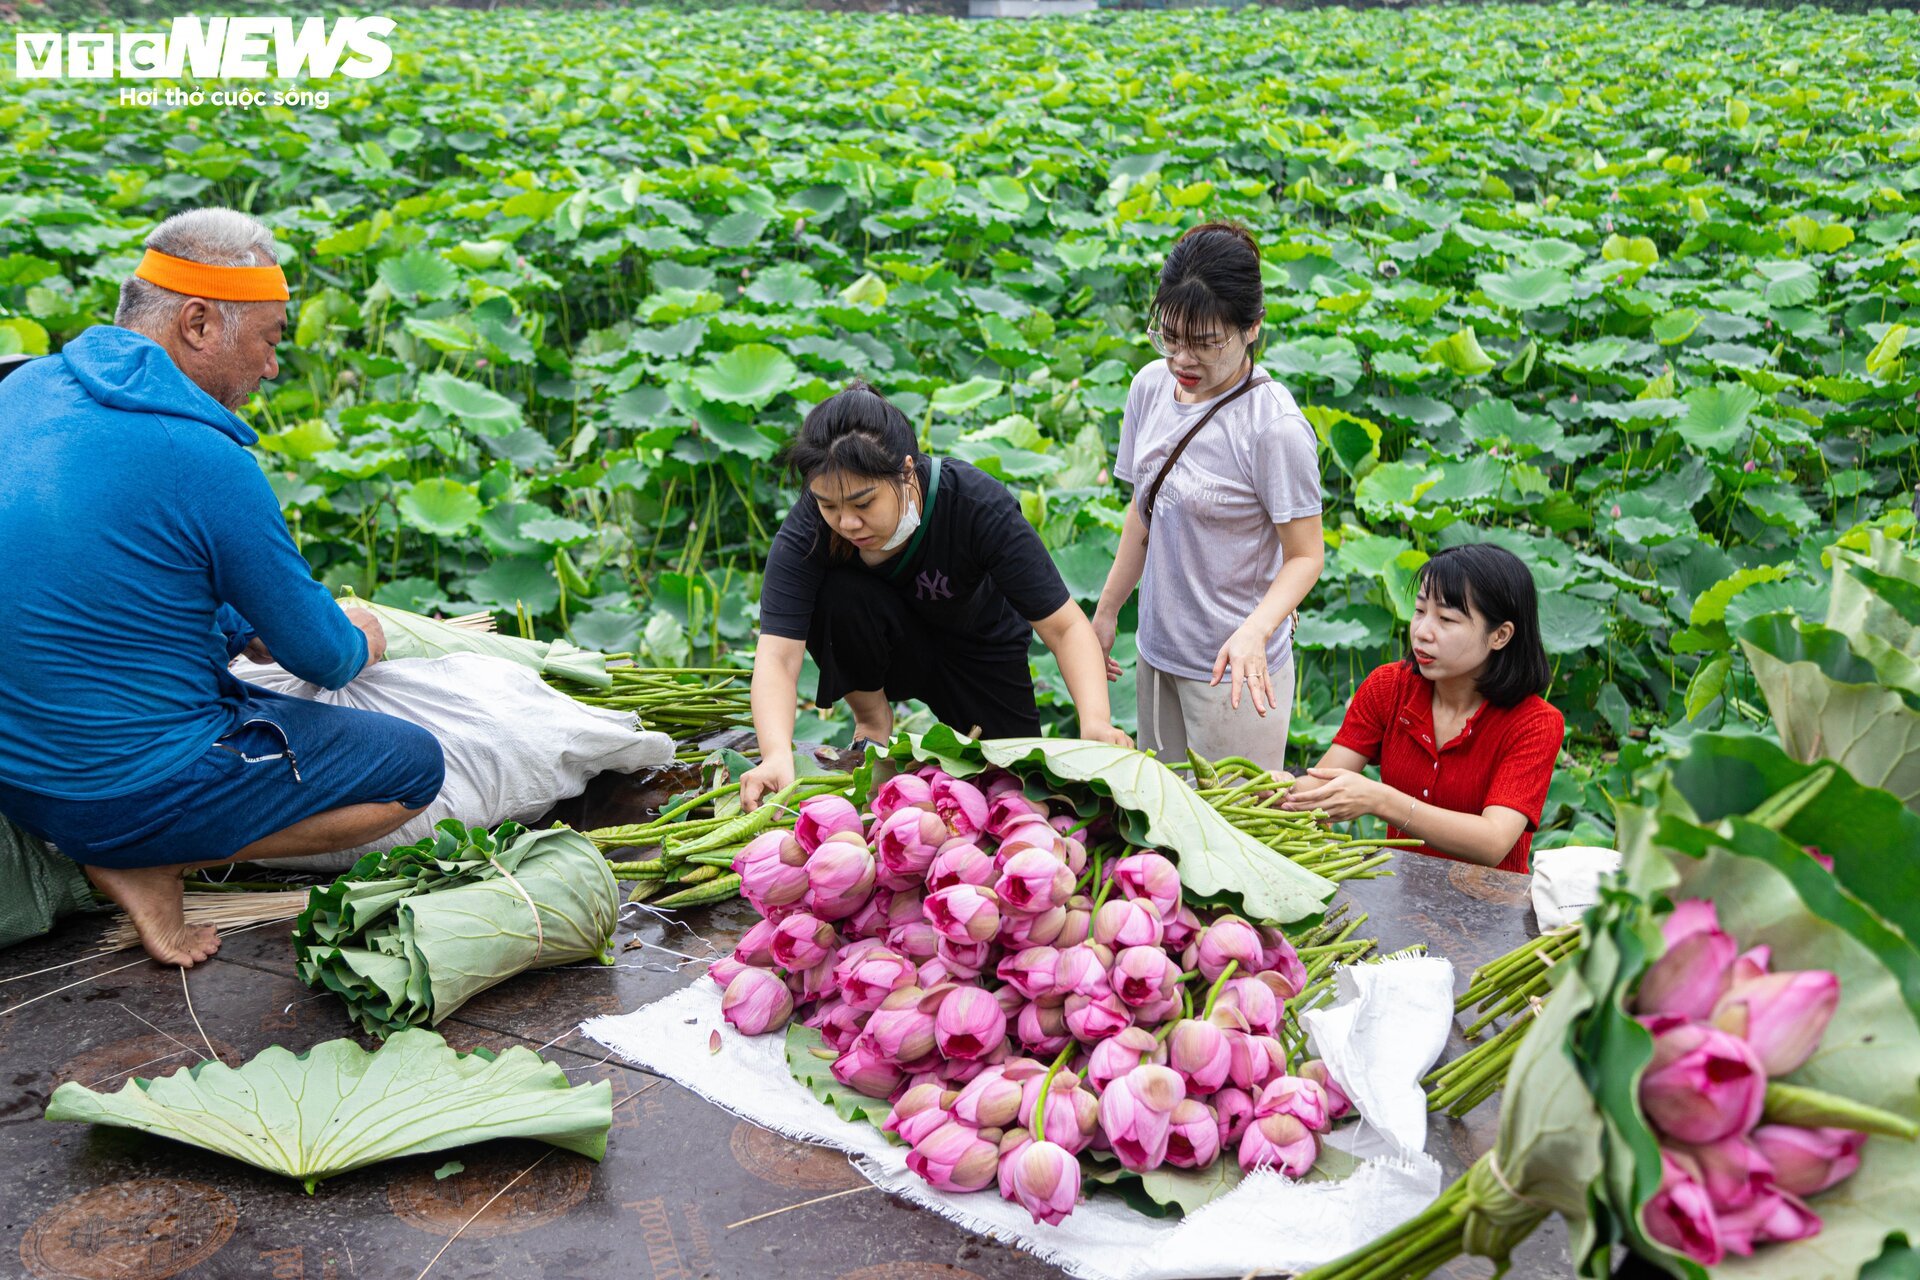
top-left (758, 456), bottom-right (1072, 660)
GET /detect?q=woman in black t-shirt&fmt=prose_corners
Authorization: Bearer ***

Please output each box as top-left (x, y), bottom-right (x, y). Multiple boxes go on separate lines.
top-left (740, 383), bottom-right (1130, 809)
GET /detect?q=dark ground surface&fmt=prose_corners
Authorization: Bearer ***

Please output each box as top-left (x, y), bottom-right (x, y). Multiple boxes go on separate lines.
top-left (0, 765), bottom-right (1571, 1280)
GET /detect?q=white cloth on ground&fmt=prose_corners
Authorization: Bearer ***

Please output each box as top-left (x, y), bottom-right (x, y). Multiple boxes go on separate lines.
top-left (232, 653), bottom-right (672, 870)
top-left (580, 954), bottom-right (1454, 1280)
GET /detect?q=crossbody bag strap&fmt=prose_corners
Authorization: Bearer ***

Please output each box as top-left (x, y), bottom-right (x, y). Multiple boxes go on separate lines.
top-left (1139, 365), bottom-right (1269, 544)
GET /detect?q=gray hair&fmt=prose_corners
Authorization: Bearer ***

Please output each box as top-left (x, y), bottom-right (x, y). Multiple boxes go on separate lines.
top-left (115, 208), bottom-right (282, 340)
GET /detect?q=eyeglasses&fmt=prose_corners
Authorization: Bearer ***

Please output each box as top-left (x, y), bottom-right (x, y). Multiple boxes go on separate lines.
top-left (1147, 327), bottom-right (1239, 360)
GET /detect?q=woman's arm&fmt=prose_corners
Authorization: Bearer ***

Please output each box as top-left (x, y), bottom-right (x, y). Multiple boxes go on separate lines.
top-left (1032, 602), bottom-right (1133, 747)
top-left (1211, 515), bottom-right (1326, 714)
top-left (1091, 499), bottom-right (1148, 681)
top-left (740, 633), bottom-right (806, 810)
top-left (1280, 767), bottom-right (1528, 866)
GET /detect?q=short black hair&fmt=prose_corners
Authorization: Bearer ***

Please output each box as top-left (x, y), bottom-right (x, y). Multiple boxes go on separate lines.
top-left (780, 380), bottom-right (921, 560)
top-left (1409, 543), bottom-right (1551, 707)
top-left (1150, 221), bottom-right (1266, 354)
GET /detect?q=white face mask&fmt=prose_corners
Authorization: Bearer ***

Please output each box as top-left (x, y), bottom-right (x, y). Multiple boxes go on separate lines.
top-left (879, 476), bottom-right (920, 552)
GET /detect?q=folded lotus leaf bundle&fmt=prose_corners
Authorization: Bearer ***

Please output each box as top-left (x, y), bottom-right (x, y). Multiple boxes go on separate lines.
top-left (295, 820), bottom-right (617, 1036)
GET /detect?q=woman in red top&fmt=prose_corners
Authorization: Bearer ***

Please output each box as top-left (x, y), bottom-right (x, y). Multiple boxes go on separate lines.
top-left (1282, 544), bottom-right (1563, 874)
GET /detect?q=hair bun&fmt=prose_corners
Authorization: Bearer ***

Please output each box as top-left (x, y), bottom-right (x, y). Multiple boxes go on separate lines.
top-left (1179, 220), bottom-right (1260, 259)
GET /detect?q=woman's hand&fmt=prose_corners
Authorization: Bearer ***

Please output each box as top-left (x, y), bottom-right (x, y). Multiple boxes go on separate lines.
top-left (1080, 719), bottom-right (1134, 749)
top-left (1209, 620), bottom-right (1275, 714)
top-left (1279, 766), bottom-right (1383, 822)
top-left (1091, 608), bottom-right (1122, 682)
top-left (740, 753), bottom-right (795, 812)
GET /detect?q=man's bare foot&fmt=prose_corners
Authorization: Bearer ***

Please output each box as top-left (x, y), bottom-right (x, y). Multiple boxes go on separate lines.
top-left (82, 864), bottom-right (220, 967)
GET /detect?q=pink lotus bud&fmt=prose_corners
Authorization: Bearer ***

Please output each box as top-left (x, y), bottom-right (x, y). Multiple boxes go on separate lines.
top-left (1640, 1018), bottom-right (1767, 1145)
top-left (1237, 1112), bottom-right (1317, 1176)
top-left (1087, 1027), bottom-right (1160, 1092)
top-left (996, 848), bottom-right (1075, 914)
top-left (1112, 946), bottom-right (1181, 1008)
top-left (931, 776), bottom-right (990, 839)
top-left (982, 771), bottom-right (1024, 798)
top-left (998, 904), bottom-right (1068, 948)
top-left (769, 913), bottom-right (837, 971)
top-left (864, 987), bottom-right (937, 1063)
top-left (843, 886), bottom-right (896, 940)
top-left (871, 773), bottom-right (934, 821)
top-left (1065, 990), bottom-right (1134, 1041)
top-left (788, 954), bottom-right (839, 1003)
top-left (935, 937), bottom-right (994, 979)
top-left (1679, 1135), bottom-right (1774, 1213)
top-left (1099, 1065), bottom-right (1186, 1170)
top-left (925, 884), bottom-right (1001, 944)
top-left (1016, 999), bottom-right (1072, 1055)
top-left (1212, 1087), bottom-right (1255, 1144)
top-left (707, 955), bottom-right (750, 990)
top-left (1731, 945), bottom-right (1771, 985)
top-left (1111, 852), bottom-right (1182, 916)
top-left (734, 827), bottom-right (802, 871)
top-left (1053, 944), bottom-right (1113, 999)
top-left (805, 840), bottom-right (877, 920)
top-left (1226, 1031), bottom-right (1289, 1091)
top-left (1256, 927), bottom-right (1309, 997)
top-left (925, 841), bottom-right (995, 891)
top-left (1645, 1152), bottom-right (1724, 1265)
top-left (1162, 904), bottom-right (1203, 951)
top-left (733, 918), bottom-right (780, 967)
top-left (1711, 969), bottom-right (1840, 1075)
top-left (998, 946), bottom-right (1063, 999)
top-left (831, 1039), bottom-right (905, 1098)
top-left (986, 790), bottom-right (1050, 838)
top-left (1717, 1189), bottom-right (1821, 1256)
top-left (876, 808), bottom-right (947, 889)
top-left (1094, 898), bottom-right (1165, 949)
top-left (1059, 836), bottom-right (1088, 876)
top-left (1637, 906), bottom-right (1738, 1020)
top-left (1165, 1098), bottom-right (1222, 1168)
top-left (884, 1080), bottom-right (955, 1145)
top-left (997, 1131), bottom-right (1032, 1201)
top-left (907, 1119), bottom-right (1000, 1192)
top-left (1132, 993), bottom-right (1184, 1025)
top-left (935, 986), bottom-right (1008, 1060)
top-left (1750, 1125), bottom-right (1865, 1196)
top-left (1255, 1075), bottom-right (1331, 1132)
top-left (887, 920), bottom-right (941, 962)
top-left (1211, 977), bottom-right (1281, 1036)
top-left (994, 983), bottom-right (1026, 1020)
top-left (794, 795), bottom-right (862, 853)
top-left (933, 1053), bottom-right (993, 1088)
top-left (953, 1066), bottom-right (1026, 1128)
top-left (804, 997), bottom-right (869, 1053)
top-left (1195, 917), bottom-right (1263, 981)
top-left (995, 818), bottom-right (1062, 862)
top-left (722, 967), bottom-right (794, 1035)
top-left (1020, 1076), bottom-right (1099, 1154)
top-left (1007, 1140), bottom-right (1081, 1225)
top-left (1297, 1060), bottom-right (1352, 1120)
top-left (1056, 896), bottom-right (1094, 948)
top-left (1167, 1020), bottom-right (1233, 1093)
top-left (835, 946), bottom-right (917, 1012)
top-left (737, 835), bottom-right (811, 910)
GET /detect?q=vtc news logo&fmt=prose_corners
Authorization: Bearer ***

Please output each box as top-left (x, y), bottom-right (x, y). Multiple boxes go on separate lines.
top-left (14, 16), bottom-right (396, 79)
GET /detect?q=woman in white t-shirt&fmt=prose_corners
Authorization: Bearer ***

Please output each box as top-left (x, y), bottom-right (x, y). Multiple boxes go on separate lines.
top-left (1092, 222), bottom-right (1326, 774)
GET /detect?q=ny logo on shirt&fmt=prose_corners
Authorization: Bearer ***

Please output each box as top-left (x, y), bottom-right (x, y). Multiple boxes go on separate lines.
top-left (915, 569), bottom-right (953, 602)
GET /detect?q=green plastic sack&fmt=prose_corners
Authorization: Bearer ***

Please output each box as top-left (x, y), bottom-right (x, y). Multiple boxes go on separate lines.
top-left (0, 814), bottom-right (94, 949)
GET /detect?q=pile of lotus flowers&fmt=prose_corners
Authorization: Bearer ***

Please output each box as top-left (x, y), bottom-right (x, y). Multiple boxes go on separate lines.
top-left (1635, 899), bottom-right (1863, 1263)
top-left (709, 766), bottom-right (1357, 1224)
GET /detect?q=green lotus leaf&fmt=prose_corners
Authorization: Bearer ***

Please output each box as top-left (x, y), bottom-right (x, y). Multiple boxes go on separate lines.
top-left (1675, 381), bottom-right (1761, 455)
top-left (979, 175), bottom-right (1030, 213)
top-left (418, 371), bottom-right (523, 437)
top-left (45, 1029), bottom-right (610, 1192)
top-left (708, 211), bottom-right (768, 248)
top-left (1268, 335), bottom-right (1364, 395)
top-left (376, 249), bottom-right (459, 302)
top-left (691, 343), bottom-right (800, 408)
top-left (1477, 266), bottom-right (1573, 311)
top-left (931, 375), bottom-right (1006, 414)
top-left (1425, 326), bottom-right (1496, 378)
top-left (396, 477), bottom-right (481, 537)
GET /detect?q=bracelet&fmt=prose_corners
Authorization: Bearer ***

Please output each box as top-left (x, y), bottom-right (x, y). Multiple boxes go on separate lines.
top-left (1404, 797), bottom-right (1418, 831)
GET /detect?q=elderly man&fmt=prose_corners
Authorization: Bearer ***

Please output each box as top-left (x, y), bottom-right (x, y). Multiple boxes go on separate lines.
top-left (0, 208), bottom-right (444, 967)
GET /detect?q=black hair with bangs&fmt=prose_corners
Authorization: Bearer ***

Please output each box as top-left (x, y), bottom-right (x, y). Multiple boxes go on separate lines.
top-left (1409, 543), bottom-right (1552, 707)
top-left (1150, 221), bottom-right (1266, 355)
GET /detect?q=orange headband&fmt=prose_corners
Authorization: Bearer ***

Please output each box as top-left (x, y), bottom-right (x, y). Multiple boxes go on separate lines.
top-left (133, 248), bottom-right (290, 302)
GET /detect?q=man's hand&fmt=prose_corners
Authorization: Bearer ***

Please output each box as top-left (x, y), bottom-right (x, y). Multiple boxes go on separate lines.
top-left (740, 753), bottom-right (796, 812)
top-left (1081, 720), bottom-right (1134, 749)
top-left (1209, 620), bottom-right (1275, 714)
top-left (241, 637), bottom-right (274, 665)
top-left (1279, 766), bottom-right (1382, 823)
top-left (1091, 608), bottom-right (1122, 682)
top-left (342, 604), bottom-right (388, 665)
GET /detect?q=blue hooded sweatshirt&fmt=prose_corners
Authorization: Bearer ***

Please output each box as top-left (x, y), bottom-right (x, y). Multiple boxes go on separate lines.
top-left (0, 325), bottom-right (366, 800)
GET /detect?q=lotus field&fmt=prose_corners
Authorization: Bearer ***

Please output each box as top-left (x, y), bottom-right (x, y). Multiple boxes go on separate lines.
top-left (3, 2), bottom-right (1919, 838)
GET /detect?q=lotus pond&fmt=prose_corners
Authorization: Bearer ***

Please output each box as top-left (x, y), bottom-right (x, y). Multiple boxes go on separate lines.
top-left (3, 0), bottom-right (1919, 847)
